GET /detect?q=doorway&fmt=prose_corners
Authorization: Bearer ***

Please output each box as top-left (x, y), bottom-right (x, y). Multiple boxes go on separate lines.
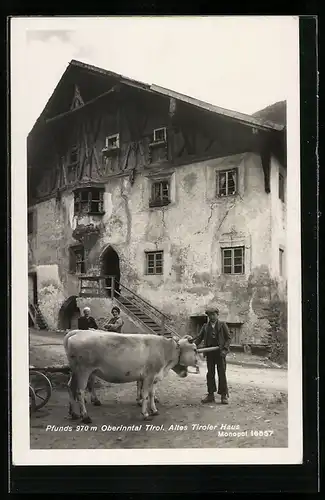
top-left (101, 246), bottom-right (121, 297)
top-left (58, 296), bottom-right (80, 330)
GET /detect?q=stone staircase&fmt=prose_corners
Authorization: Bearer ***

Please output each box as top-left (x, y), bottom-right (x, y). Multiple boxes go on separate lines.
top-left (117, 295), bottom-right (172, 337)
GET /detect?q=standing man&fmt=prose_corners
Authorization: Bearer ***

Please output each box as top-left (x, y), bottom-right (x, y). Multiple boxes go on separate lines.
top-left (103, 306), bottom-right (124, 333)
top-left (78, 306), bottom-right (98, 330)
top-left (194, 306), bottom-right (231, 405)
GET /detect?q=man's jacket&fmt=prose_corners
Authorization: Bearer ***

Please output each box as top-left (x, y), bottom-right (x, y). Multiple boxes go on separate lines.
top-left (194, 320), bottom-right (231, 356)
top-left (78, 316), bottom-right (98, 330)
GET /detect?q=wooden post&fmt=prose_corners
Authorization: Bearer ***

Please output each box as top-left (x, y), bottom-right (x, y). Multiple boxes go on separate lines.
top-left (111, 276), bottom-right (115, 299)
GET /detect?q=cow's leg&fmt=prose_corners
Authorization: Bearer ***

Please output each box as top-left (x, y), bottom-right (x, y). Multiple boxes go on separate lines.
top-left (76, 371), bottom-right (93, 424)
top-left (137, 380), bottom-right (159, 406)
top-left (88, 373), bottom-right (101, 406)
top-left (67, 372), bottom-right (80, 420)
top-left (141, 378), bottom-right (154, 420)
top-left (149, 382), bottom-right (159, 416)
top-left (136, 380), bottom-right (143, 407)
top-left (153, 381), bottom-right (159, 404)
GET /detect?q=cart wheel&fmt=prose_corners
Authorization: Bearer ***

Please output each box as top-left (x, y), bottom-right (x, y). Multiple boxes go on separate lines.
top-left (29, 385), bottom-right (36, 413)
top-left (29, 370), bottom-right (52, 410)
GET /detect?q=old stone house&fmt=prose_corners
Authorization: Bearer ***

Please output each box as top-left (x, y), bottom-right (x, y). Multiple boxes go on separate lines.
top-left (27, 59), bottom-right (287, 345)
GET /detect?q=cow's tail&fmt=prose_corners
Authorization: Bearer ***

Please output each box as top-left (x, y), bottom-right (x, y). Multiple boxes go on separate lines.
top-left (63, 331), bottom-right (80, 400)
top-left (63, 330), bottom-right (79, 357)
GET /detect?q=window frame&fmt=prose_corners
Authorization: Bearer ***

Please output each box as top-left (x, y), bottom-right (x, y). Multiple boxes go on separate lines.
top-left (221, 246), bottom-right (245, 275)
top-left (73, 187), bottom-right (105, 216)
top-left (149, 179), bottom-right (171, 207)
top-left (105, 133), bottom-right (120, 150)
top-left (145, 250), bottom-right (164, 275)
top-left (69, 245), bottom-right (86, 275)
top-left (153, 127), bottom-right (167, 144)
top-left (216, 168), bottom-right (238, 197)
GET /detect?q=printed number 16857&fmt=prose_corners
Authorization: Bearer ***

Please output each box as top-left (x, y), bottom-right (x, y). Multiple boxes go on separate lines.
top-left (250, 430), bottom-right (274, 437)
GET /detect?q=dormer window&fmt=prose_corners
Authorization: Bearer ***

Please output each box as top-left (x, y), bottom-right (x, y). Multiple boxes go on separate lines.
top-left (153, 127), bottom-right (167, 143)
top-left (102, 134), bottom-right (120, 158)
top-left (105, 133), bottom-right (120, 149)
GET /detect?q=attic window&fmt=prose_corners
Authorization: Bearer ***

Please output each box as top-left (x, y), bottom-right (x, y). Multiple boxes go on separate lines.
top-left (105, 134), bottom-right (120, 149)
top-left (102, 134), bottom-right (120, 157)
top-left (153, 127), bottom-right (167, 143)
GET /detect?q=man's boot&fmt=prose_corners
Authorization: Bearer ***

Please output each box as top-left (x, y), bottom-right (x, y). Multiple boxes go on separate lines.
top-left (201, 393), bottom-right (215, 403)
top-left (221, 395), bottom-right (229, 405)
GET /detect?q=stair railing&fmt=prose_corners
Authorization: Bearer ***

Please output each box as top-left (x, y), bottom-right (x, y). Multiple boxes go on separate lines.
top-left (114, 280), bottom-right (181, 339)
top-left (28, 303), bottom-right (37, 327)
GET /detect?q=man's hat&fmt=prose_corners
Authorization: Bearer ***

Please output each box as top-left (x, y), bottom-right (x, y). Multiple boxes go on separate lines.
top-left (205, 306), bottom-right (219, 315)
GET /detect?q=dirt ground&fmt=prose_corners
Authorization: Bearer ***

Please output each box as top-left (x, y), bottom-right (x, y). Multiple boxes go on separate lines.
top-left (29, 330), bottom-right (288, 449)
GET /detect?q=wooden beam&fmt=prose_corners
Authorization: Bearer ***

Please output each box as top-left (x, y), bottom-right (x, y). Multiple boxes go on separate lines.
top-left (45, 86), bottom-right (118, 124)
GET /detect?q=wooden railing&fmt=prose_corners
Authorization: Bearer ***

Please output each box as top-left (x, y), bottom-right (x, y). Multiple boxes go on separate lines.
top-left (79, 275), bottom-right (116, 298)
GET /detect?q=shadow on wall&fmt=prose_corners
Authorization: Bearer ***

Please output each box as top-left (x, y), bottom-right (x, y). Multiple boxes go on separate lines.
top-left (58, 296), bottom-right (80, 330)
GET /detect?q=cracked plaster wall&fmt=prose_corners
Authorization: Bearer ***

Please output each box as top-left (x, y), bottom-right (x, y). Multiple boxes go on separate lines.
top-left (29, 152), bottom-right (286, 339)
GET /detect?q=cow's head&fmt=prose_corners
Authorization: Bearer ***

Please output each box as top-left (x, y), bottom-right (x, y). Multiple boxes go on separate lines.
top-left (176, 335), bottom-right (198, 369)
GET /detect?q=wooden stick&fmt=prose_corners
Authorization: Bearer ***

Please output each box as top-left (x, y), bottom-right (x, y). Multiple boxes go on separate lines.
top-left (197, 346), bottom-right (220, 354)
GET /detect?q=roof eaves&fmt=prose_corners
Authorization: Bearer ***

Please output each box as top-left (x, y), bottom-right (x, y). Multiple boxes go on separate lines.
top-left (150, 84), bottom-right (284, 132)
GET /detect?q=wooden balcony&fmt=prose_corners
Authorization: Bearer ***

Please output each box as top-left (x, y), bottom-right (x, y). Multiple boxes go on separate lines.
top-left (78, 275), bottom-right (118, 298)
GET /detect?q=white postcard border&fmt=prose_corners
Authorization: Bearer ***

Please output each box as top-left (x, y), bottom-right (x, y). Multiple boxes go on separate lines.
top-left (10, 16), bottom-right (302, 466)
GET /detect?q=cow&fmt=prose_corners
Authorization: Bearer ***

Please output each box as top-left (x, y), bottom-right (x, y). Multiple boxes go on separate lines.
top-left (63, 330), bottom-right (198, 423)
